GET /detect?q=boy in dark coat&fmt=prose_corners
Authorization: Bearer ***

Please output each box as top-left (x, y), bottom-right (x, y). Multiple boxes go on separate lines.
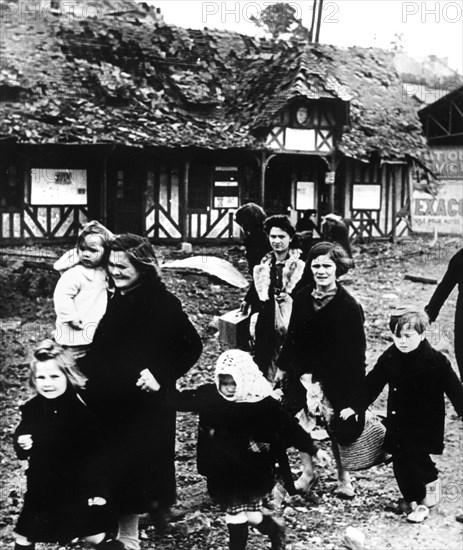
top-left (341, 307), bottom-right (463, 523)
top-left (173, 350), bottom-right (330, 550)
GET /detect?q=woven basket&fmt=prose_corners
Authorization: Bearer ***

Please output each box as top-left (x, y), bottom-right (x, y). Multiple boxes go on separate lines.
top-left (338, 411), bottom-right (389, 471)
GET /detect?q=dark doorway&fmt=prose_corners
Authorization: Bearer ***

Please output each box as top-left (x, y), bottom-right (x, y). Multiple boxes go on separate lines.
top-left (264, 159), bottom-right (293, 216)
top-left (107, 165), bottom-right (144, 234)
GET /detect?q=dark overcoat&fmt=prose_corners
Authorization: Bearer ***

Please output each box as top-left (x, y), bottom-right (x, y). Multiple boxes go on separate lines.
top-left (173, 384), bottom-right (317, 505)
top-left (14, 390), bottom-right (114, 543)
top-left (80, 280), bottom-right (202, 513)
top-left (425, 247), bottom-right (463, 378)
top-left (359, 339), bottom-right (463, 454)
top-left (277, 283), bottom-right (366, 413)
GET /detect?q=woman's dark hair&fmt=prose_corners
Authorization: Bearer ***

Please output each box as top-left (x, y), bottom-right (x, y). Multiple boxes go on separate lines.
top-left (263, 215), bottom-right (296, 238)
top-left (307, 241), bottom-right (353, 278)
top-left (234, 203), bottom-right (266, 231)
top-left (109, 233), bottom-right (162, 286)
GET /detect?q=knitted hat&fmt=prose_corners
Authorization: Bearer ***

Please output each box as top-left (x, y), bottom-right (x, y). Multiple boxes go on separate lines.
top-left (215, 349), bottom-right (273, 403)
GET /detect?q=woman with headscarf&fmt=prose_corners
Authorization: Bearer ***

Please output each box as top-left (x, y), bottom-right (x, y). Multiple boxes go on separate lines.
top-left (276, 242), bottom-right (366, 499)
top-left (80, 234), bottom-right (203, 550)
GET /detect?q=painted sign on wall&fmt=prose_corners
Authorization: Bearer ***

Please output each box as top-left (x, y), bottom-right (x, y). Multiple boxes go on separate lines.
top-left (31, 169), bottom-right (87, 205)
top-left (411, 147), bottom-right (463, 235)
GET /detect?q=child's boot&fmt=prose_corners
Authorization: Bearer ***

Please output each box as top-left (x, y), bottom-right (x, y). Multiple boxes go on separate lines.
top-left (227, 522), bottom-right (248, 550)
top-left (255, 514), bottom-right (286, 550)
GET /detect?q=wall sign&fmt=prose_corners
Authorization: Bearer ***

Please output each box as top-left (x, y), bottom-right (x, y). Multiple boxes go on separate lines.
top-left (31, 169), bottom-right (87, 205)
top-left (295, 181), bottom-right (315, 210)
top-left (352, 184), bottom-right (381, 210)
top-left (411, 181), bottom-right (463, 234)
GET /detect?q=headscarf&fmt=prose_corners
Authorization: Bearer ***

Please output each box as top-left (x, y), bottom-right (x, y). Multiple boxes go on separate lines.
top-left (215, 349), bottom-right (273, 403)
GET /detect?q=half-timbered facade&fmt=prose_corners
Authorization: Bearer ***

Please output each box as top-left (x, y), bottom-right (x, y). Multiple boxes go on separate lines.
top-left (0, 1), bottom-right (431, 243)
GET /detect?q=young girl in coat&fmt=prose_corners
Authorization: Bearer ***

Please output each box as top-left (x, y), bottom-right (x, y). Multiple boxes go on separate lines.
top-left (173, 349), bottom-right (330, 550)
top-left (13, 340), bottom-right (122, 550)
top-left (341, 307), bottom-right (463, 523)
top-left (53, 221), bottom-right (113, 359)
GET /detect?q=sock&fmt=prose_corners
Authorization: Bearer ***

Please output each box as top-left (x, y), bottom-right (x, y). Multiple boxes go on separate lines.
top-left (227, 522), bottom-right (248, 550)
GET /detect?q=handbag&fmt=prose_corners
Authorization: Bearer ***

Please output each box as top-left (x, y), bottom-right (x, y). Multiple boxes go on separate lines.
top-left (337, 410), bottom-right (389, 471)
top-left (274, 293), bottom-right (293, 336)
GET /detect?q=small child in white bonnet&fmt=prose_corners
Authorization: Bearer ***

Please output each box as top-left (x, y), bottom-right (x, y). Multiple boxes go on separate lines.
top-left (173, 349), bottom-right (330, 550)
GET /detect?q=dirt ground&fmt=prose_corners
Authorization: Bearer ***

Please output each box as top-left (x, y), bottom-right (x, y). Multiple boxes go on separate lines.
top-left (0, 238), bottom-right (462, 550)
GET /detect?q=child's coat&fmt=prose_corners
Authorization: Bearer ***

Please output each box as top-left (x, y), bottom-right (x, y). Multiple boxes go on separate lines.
top-left (360, 339), bottom-right (463, 454)
top-left (14, 388), bottom-right (114, 542)
top-left (53, 264), bottom-right (108, 346)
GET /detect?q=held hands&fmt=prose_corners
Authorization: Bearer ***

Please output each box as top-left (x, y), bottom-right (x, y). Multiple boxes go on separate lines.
top-left (275, 291), bottom-right (289, 304)
top-left (273, 368), bottom-right (286, 384)
top-left (136, 368), bottom-right (161, 393)
top-left (339, 407), bottom-right (357, 420)
top-left (315, 449), bottom-right (332, 467)
top-left (88, 497), bottom-right (107, 506)
top-left (68, 319), bottom-right (83, 330)
top-left (17, 434), bottom-right (33, 450)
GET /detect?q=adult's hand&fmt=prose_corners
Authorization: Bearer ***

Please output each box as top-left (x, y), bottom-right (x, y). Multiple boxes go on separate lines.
top-left (17, 434), bottom-right (33, 450)
top-left (273, 368), bottom-right (286, 384)
top-left (339, 407), bottom-right (356, 420)
top-left (136, 368), bottom-right (161, 393)
top-left (239, 300), bottom-right (250, 314)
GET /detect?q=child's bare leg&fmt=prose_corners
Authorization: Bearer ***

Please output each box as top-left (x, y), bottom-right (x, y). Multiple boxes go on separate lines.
top-left (118, 514), bottom-right (140, 550)
top-left (294, 451), bottom-right (316, 491)
top-left (246, 511), bottom-right (263, 526)
top-left (330, 437), bottom-right (355, 498)
top-left (225, 512), bottom-right (248, 550)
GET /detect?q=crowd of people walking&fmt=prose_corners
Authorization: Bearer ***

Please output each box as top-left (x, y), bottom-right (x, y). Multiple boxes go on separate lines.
top-left (11, 205), bottom-right (463, 550)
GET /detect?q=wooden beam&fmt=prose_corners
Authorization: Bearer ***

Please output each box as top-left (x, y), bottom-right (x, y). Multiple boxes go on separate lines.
top-left (180, 158), bottom-right (190, 241)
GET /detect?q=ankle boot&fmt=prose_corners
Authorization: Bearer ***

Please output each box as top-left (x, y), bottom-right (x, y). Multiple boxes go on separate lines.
top-left (255, 514), bottom-right (286, 550)
top-left (14, 544), bottom-right (35, 550)
top-left (227, 522), bottom-right (248, 550)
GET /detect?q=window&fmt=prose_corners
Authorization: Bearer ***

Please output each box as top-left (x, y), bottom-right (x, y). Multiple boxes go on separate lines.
top-left (188, 164), bottom-right (211, 210)
top-left (351, 161), bottom-right (381, 211)
top-left (0, 165), bottom-right (21, 208)
top-left (30, 168), bottom-right (87, 205)
top-left (213, 166), bottom-right (239, 209)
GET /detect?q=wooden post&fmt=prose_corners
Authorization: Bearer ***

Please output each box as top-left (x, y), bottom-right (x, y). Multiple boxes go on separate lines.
top-left (391, 165), bottom-right (397, 244)
top-left (260, 151), bottom-right (266, 207)
top-left (180, 158), bottom-right (190, 245)
top-left (100, 152), bottom-right (108, 227)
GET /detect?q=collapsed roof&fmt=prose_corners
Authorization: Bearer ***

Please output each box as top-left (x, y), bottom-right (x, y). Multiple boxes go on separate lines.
top-left (0, 2), bottom-right (430, 162)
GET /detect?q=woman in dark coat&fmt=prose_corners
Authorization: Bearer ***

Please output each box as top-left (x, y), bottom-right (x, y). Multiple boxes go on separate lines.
top-left (234, 203), bottom-right (271, 273)
top-left (425, 247), bottom-right (463, 379)
top-left (245, 215), bottom-right (305, 383)
top-left (276, 242), bottom-right (366, 498)
top-left (80, 234), bottom-right (202, 550)
top-left (322, 213), bottom-right (352, 258)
